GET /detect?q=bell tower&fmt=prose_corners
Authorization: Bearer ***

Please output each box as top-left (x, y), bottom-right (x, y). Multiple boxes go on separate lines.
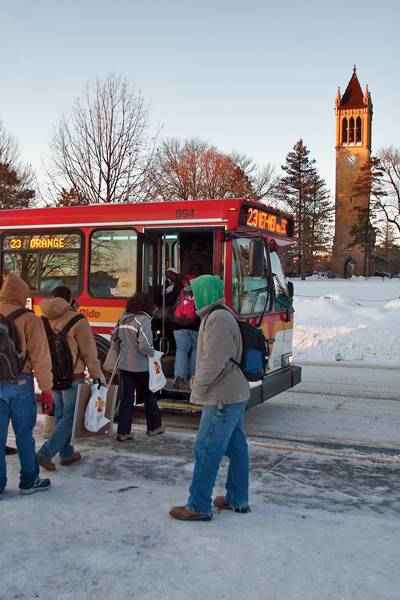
top-left (332, 67), bottom-right (373, 277)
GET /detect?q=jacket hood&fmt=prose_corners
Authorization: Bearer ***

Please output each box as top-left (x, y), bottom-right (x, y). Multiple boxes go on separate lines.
top-left (120, 311), bottom-right (151, 324)
top-left (190, 275), bottom-right (224, 311)
top-left (0, 273), bottom-right (29, 307)
top-left (40, 297), bottom-right (74, 320)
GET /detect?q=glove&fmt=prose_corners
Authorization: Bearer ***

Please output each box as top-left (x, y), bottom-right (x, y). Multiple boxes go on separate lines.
top-left (41, 392), bottom-right (54, 415)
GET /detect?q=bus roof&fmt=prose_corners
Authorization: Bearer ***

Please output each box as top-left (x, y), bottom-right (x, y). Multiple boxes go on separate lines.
top-left (0, 198), bottom-right (294, 241)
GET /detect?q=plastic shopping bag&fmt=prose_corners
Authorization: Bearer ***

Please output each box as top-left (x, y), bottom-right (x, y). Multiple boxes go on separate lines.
top-left (148, 350), bottom-right (166, 393)
top-left (84, 384), bottom-right (110, 432)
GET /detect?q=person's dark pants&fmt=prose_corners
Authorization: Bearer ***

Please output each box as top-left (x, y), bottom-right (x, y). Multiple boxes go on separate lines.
top-left (118, 370), bottom-right (162, 434)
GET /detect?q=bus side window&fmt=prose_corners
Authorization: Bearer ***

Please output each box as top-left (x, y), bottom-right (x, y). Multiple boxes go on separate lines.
top-left (89, 229), bottom-right (138, 298)
top-left (269, 250), bottom-right (292, 310)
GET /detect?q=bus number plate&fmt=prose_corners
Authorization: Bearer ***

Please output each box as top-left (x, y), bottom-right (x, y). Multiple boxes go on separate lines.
top-left (176, 209), bottom-right (195, 219)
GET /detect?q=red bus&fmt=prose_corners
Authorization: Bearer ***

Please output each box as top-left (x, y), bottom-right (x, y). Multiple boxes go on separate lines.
top-left (0, 198), bottom-right (301, 410)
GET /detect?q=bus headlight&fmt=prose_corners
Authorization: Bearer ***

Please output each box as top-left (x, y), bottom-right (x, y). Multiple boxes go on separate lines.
top-left (281, 353), bottom-right (293, 367)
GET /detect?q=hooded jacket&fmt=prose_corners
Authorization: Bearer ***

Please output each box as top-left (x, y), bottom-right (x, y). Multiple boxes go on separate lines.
top-left (40, 297), bottom-right (102, 380)
top-left (190, 275), bottom-right (249, 406)
top-left (113, 311), bottom-right (154, 372)
top-left (0, 273), bottom-right (53, 392)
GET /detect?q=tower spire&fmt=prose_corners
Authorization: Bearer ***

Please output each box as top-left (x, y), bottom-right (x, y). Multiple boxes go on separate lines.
top-left (353, 64), bottom-right (357, 73)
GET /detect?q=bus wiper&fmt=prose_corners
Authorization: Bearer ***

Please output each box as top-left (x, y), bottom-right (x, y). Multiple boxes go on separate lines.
top-left (272, 273), bottom-right (289, 296)
top-left (251, 285), bottom-right (269, 294)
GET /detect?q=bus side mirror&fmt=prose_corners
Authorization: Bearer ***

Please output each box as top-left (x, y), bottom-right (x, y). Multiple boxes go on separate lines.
top-left (249, 239), bottom-right (264, 277)
top-left (287, 281), bottom-right (294, 298)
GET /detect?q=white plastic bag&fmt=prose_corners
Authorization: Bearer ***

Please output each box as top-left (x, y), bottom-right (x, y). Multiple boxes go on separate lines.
top-left (148, 350), bottom-right (166, 393)
top-left (84, 384), bottom-right (110, 432)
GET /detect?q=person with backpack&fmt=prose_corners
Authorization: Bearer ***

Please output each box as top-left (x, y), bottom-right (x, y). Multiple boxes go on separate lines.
top-left (0, 273), bottom-right (53, 496)
top-left (172, 283), bottom-right (200, 389)
top-left (169, 275), bottom-right (251, 522)
top-left (37, 286), bottom-right (105, 471)
top-left (113, 292), bottom-right (164, 440)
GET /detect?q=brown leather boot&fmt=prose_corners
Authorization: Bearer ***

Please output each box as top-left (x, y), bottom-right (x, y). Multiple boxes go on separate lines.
top-left (169, 505), bottom-right (212, 521)
top-left (38, 454), bottom-right (56, 471)
top-left (213, 496), bottom-right (251, 513)
top-left (60, 452), bottom-right (81, 466)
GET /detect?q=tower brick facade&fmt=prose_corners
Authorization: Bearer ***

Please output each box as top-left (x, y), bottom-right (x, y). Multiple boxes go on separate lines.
top-left (332, 68), bottom-right (373, 277)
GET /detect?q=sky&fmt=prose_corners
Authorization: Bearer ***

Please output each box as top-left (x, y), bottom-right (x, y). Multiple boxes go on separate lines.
top-left (1, 0), bottom-right (399, 197)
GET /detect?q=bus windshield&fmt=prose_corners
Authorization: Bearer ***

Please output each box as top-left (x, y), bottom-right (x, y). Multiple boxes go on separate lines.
top-left (231, 237), bottom-right (270, 315)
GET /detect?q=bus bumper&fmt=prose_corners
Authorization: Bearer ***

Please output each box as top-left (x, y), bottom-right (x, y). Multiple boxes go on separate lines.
top-left (157, 365), bottom-right (302, 412)
top-left (248, 365), bottom-right (302, 409)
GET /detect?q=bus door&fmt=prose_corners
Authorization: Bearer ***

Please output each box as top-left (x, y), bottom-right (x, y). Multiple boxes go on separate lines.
top-left (143, 227), bottom-right (215, 383)
top-left (139, 233), bottom-right (158, 297)
top-left (267, 241), bottom-right (294, 372)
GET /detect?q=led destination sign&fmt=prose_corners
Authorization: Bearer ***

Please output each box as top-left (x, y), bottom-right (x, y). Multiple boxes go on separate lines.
top-left (240, 206), bottom-right (293, 238)
top-left (3, 233), bottom-right (81, 251)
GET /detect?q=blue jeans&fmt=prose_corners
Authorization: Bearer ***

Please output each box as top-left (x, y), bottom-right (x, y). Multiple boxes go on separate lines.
top-left (0, 373), bottom-right (39, 489)
top-left (39, 379), bottom-right (84, 461)
top-left (188, 401), bottom-right (249, 514)
top-left (173, 329), bottom-right (198, 380)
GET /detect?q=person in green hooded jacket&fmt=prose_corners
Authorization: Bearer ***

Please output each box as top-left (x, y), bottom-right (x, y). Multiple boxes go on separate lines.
top-left (169, 275), bottom-right (250, 521)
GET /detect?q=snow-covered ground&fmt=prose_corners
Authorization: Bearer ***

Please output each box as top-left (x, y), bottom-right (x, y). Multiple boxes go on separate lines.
top-left (2, 276), bottom-right (400, 600)
top-left (291, 276), bottom-right (400, 366)
top-left (2, 418), bottom-right (400, 600)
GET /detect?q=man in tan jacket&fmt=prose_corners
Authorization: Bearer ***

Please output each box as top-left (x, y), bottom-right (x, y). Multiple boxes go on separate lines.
top-left (38, 286), bottom-right (104, 471)
top-left (0, 273), bottom-right (53, 496)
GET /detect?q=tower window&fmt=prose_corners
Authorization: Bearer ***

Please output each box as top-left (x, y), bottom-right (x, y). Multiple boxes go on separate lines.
top-left (349, 117), bottom-right (355, 143)
top-left (342, 118), bottom-right (348, 144)
top-left (356, 116), bottom-right (362, 143)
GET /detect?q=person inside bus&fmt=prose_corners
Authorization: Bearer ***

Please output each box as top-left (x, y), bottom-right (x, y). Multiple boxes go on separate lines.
top-left (181, 241), bottom-right (213, 279)
top-left (182, 262), bottom-right (204, 285)
top-left (171, 282), bottom-right (200, 389)
top-left (90, 270), bottom-right (118, 298)
top-left (164, 268), bottom-right (183, 311)
top-left (154, 267), bottom-right (182, 317)
top-left (112, 292), bottom-right (165, 440)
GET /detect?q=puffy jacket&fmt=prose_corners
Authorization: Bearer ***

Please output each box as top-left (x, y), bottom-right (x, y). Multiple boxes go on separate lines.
top-left (114, 311), bottom-right (154, 372)
top-left (190, 275), bottom-right (249, 406)
top-left (40, 297), bottom-right (103, 380)
top-left (0, 273), bottom-right (53, 392)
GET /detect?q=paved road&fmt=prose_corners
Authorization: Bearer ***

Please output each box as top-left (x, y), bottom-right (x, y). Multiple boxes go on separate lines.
top-left (160, 363), bottom-right (400, 452)
top-left (244, 363), bottom-right (400, 451)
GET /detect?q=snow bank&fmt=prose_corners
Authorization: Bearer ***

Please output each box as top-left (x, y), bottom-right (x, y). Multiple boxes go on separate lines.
top-left (291, 277), bottom-right (400, 366)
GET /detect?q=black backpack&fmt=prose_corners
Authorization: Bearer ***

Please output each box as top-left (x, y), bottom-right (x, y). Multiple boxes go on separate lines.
top-left (207, 305), bottom-right (268, 382)
top-left (42, 314), bottom-right (84, 391)
top-left (0, 308), bottom-right (32, 382)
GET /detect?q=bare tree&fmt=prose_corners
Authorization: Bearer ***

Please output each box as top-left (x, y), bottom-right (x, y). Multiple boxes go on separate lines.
top-left (230, 152), bottom-right (278, 201)
top-left (0, 121), bottom-right (36, 209)
top-left (48, 73), bottom-right (155, 204)
top-left (146, 138), bottom-right (255, 201)
top-left (375, 147), bottom-right (400, 235)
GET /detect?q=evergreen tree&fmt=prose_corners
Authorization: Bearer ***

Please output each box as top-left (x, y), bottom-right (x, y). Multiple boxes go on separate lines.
top-left (279, 139), bottom-right (332, 278)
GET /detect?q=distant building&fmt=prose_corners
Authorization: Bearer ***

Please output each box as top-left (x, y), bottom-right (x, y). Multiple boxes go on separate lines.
top-left (332, 67), bottom-right (374, 277)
